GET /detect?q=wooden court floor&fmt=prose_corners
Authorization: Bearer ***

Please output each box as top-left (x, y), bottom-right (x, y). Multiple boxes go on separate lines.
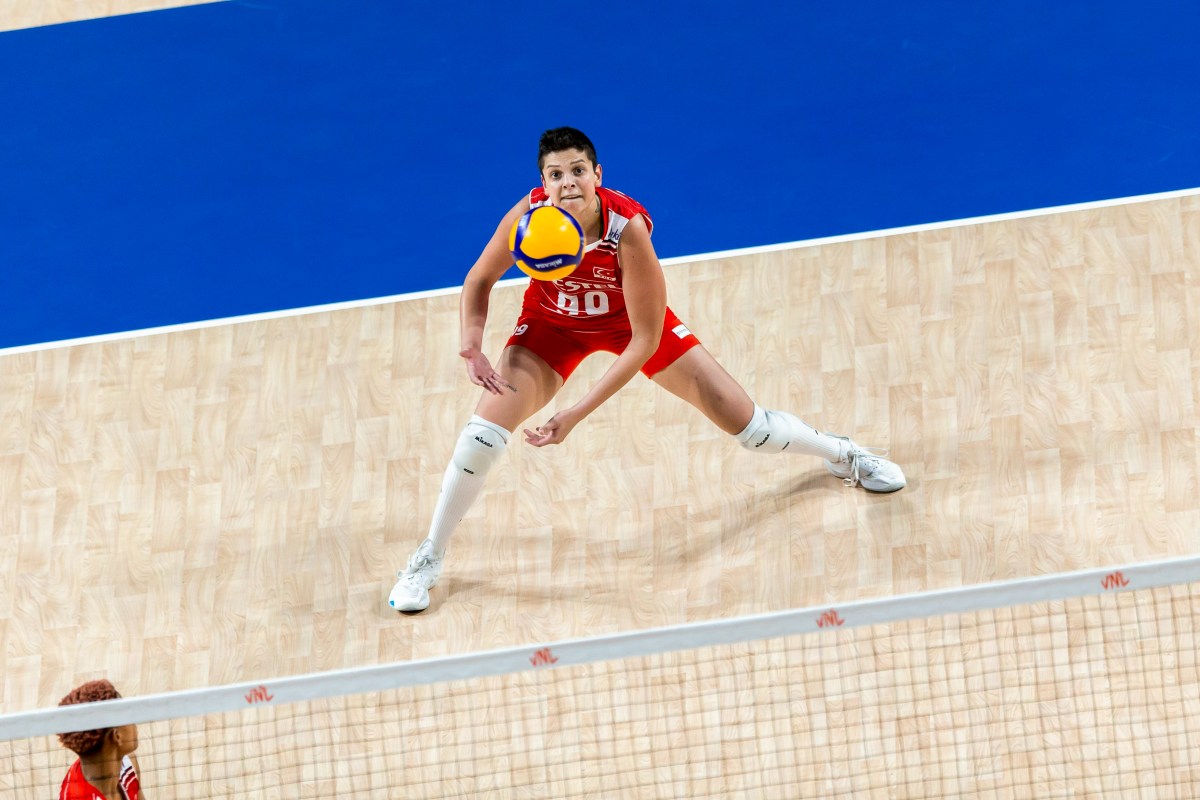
top-left (0, 0), bottom-right (215, 32)
top-left (3, 6), bottom-right (1200, 797)
top-left (3, 190), bottom-right (1198, 715)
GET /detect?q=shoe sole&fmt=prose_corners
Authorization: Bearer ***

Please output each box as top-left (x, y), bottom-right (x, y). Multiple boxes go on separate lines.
top-left (824, 461), bottom-right (906, 493)
top-left (389, 593), bottom-right (431, 613)
top-left (390, 602), bottom-right (430, 613)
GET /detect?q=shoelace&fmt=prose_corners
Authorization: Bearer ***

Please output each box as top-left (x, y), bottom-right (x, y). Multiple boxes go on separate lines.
top-left (398, 551), bottom-right (434, 582)
top-left (402, 569), bottom-right (428, 588)
top-left (843, 446), bottom-right (889, 488)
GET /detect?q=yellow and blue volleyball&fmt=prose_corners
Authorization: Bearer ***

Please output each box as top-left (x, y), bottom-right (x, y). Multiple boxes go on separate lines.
top-left (508, 205), bottom-right (585, 281)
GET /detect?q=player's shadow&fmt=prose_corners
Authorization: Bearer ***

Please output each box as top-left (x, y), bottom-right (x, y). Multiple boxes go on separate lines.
top-left (434, 467), bottom-right (908, 612)
top-left (460, 471), bottom-right (808, 608)
top-left (669, 469), bottom-right (834, 567)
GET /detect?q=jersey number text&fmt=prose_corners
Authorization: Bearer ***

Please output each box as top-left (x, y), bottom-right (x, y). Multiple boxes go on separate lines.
top-left (556, 291), bottom-right (610, 317)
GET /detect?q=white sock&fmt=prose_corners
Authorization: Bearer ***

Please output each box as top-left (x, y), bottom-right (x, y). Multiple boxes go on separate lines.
top-left (734, 404), bottom-right (846, 461)
top-left (426, 416), bottom-right (510, 556)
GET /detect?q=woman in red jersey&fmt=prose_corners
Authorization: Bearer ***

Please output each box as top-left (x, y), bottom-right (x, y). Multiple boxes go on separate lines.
top-left (389, 127), bottom-right (905, 612)
top-left (58, 680), bottom-right (144, 800)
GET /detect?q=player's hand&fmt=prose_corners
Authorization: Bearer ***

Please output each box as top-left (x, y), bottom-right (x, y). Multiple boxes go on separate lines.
top-left (460, 347), bottom-right (515, 395)
top-left (523, 410), bottom-right (581, 447)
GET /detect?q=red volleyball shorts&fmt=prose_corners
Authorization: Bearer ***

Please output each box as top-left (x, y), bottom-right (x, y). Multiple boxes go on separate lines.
top-left (504, 306), bottom-right (701, 381)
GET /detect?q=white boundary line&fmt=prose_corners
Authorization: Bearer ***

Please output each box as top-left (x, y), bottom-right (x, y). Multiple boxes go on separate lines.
top-left (0, 0), bottom-right (228, 34)
top-left (3, 185), bottom-right (1199, 358)
top-left (3, 553), bottom-right (1197, 740)
top-left (665, 184), bottom-right (1200, 265)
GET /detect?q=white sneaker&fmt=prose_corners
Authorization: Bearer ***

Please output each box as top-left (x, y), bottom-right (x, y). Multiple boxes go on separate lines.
top-left (824, 436), bottom-right (906, 493)
top-left (388, 539), bottom-right (443, 612)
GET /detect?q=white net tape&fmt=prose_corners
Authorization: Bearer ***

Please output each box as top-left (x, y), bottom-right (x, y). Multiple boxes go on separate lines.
top-left (3, 558), bottom-right (1198, 798)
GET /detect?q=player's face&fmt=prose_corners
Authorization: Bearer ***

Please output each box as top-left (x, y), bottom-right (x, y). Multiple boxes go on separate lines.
top-left (540, 149), bottom-right (602, 220)
top-left (114, 723), bottom-right (139, 755)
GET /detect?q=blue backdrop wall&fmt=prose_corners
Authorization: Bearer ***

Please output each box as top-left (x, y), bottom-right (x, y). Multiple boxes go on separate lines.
top-left (2, 0), bottom-right (1198, 348)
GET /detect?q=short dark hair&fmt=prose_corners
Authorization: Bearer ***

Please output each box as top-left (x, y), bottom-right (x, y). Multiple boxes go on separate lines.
top-left (58, 679), bottom-right (122, 756)
top-left (538, 127), bottom-right (597, 172)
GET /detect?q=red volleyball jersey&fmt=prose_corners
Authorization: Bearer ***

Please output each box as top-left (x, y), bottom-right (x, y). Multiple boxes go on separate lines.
top-left (60, 756), bottom-right (140, 800)
top-left (520, 186), bottom-right (653, 330)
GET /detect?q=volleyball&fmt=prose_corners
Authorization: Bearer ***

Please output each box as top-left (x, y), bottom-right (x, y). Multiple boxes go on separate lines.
top-left (508, 205), bottom-right (585, 281)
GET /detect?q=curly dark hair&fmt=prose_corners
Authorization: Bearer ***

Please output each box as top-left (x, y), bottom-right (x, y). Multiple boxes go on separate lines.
top-left (537, 127), bottom-right (597, 172)
top-left (57, 679), bottom-right (121, 756)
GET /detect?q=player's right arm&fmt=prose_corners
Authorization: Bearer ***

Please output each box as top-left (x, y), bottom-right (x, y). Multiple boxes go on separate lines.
top-left (458, 196), bottom-right (530, 394)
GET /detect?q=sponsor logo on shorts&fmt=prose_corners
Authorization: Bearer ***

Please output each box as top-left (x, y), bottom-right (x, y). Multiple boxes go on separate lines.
top-left (672, 324), bottom-right (692, 339)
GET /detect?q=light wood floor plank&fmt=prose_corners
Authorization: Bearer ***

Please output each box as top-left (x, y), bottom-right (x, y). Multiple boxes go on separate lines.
top-left (2, 194), bottom-right (1199, 796)
top-left (0, 0), bottom-right (218, 32)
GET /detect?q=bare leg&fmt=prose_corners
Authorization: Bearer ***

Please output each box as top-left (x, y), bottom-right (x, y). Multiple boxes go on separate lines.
top-left (649, 345), bottom-right (755, 434)
top-left (652, 345), bottom-right (843, 460)
top-left (474, 345), bottom-right (564, 431)
top-left (651, 345), bottom-right (905, 491)
top-left (427, 345), bottom-right (564, 554)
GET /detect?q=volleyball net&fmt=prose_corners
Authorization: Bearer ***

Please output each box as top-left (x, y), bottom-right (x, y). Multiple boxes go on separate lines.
top-left (3, 556), bottom-right (1199, 798)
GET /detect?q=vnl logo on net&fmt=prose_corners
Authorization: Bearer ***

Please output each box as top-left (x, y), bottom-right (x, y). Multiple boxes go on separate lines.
top-left (244, 685), bottom-right (275, 704)
top-left (816, 610), bottom-right (845, 628)
top-left (1101, 571), bottom-right (1130, 590)
top-left (530, 648), bottom-right (558, 668)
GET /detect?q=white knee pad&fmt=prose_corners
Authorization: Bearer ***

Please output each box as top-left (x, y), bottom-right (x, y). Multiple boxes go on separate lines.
top-left (735, 405), bottom-right (793, 454)
top-left (735, 404), bottom-right (845, 461)
top-left (451, 415), bottom-right (510, 475)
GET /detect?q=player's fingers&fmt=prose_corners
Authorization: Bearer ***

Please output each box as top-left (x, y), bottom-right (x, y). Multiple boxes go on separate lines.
top-left (470, 369), bottom-right (495, 394)
top-left (483, 372), bottom-right (514, 393)
top-left (523, 426), bottom-right (551, 446)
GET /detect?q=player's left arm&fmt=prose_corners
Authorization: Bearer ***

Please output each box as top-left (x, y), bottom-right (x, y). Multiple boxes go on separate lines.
top-left (524, 215), bottom-right (665, 446)
top-left (612, 213), bottom-right (668, 369)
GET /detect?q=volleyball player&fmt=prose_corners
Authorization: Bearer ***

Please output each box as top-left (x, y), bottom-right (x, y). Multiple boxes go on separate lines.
top-left (57, 679), bottom-right (143, 800)
top-left (389, 127), bottom-right (905, 612)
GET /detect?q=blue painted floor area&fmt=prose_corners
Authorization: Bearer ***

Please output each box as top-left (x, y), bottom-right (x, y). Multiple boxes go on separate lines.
top-left (2, 0), bottom-right (1198, 349)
